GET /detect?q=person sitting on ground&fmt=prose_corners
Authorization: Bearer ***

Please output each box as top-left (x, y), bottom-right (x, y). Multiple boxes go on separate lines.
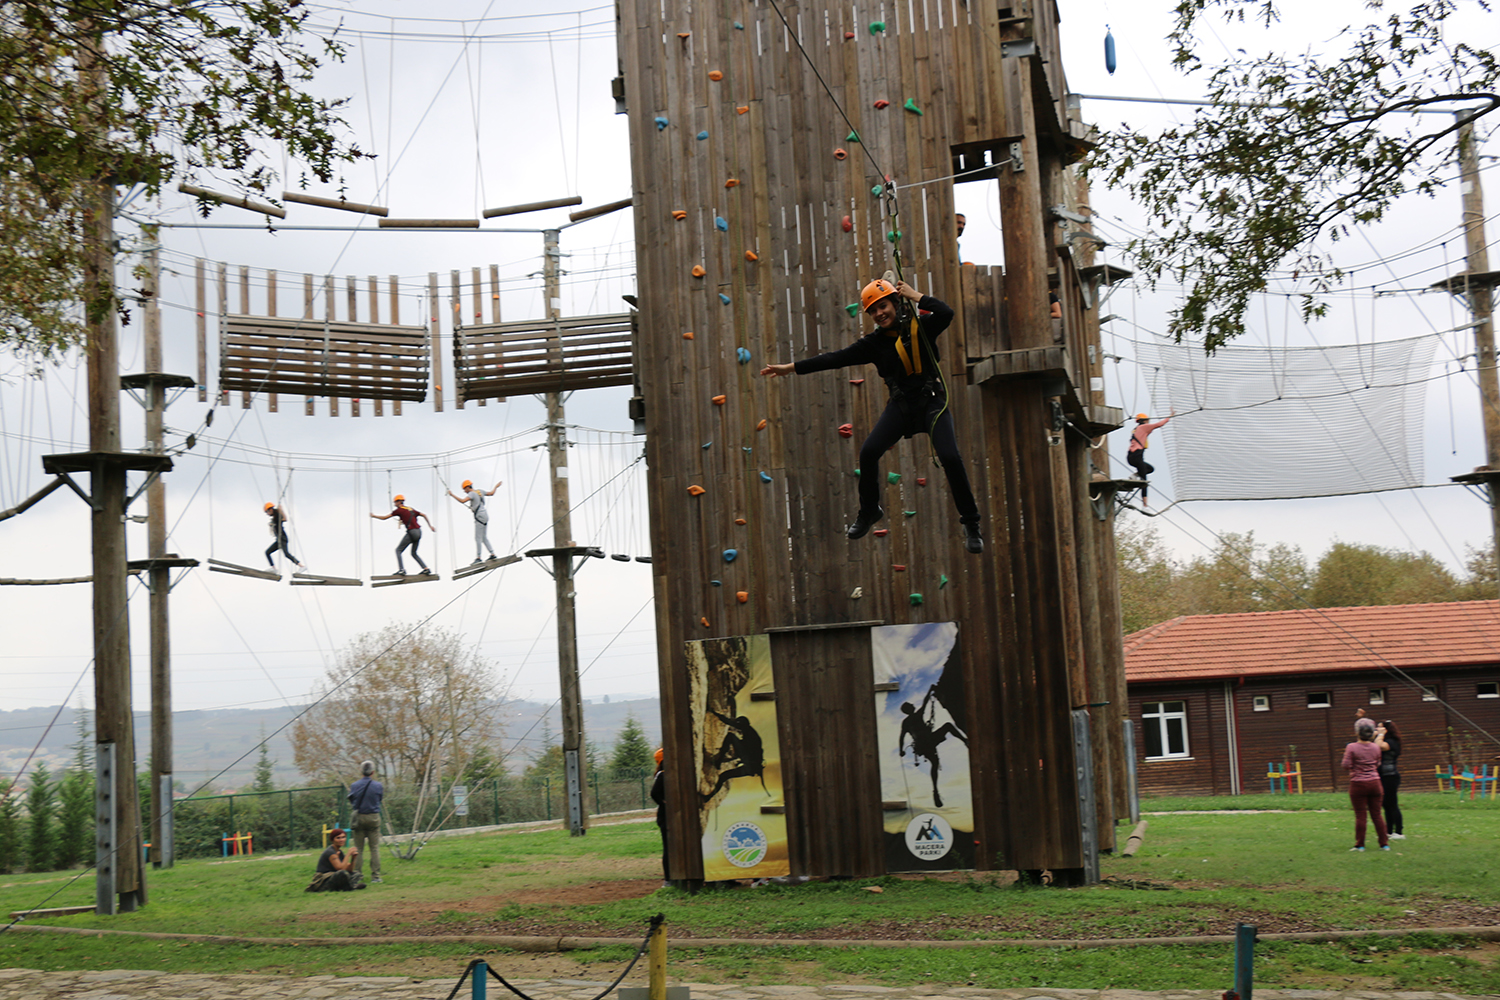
top-left (306, 828), bottom-right (365, 891)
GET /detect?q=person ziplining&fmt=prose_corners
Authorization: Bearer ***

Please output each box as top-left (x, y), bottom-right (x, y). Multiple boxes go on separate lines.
top-left (761, 278), bottom-right (984, 554)
top-left (370, 495), bottom-right (434, 576)
top-left (1126, 410), bottom-right (1174, 506)
top-left (446, 478), bottom-right (502, 565)
top-left (262, 502), bottom-right (305, 572)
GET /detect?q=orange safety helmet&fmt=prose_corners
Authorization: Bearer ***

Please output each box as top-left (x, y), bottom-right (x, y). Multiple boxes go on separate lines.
top-left (461, 480), bottom-right (473, 489)
top-left (860, 278), bottom-right (898, 313)
top-left (654, 747), bottom-right (665, 765)
top-left (264, 501), bottom-right (275, 512)
top-left (1135, 413), bottom-right (1149, 421)
top-left (393, 494), bottom-right (405, 503)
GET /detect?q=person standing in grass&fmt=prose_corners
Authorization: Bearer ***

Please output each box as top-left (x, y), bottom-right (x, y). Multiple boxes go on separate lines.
top-left (1341, 718), bottom-right (1390, 852)
top-left (1377, 719), bottom-right (1404, 840)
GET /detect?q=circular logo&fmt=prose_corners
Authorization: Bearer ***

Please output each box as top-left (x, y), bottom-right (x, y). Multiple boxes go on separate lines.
top-left (721, 821), bottom-right (769, 868)
top-left (904, 812), bottom-right (954, 861)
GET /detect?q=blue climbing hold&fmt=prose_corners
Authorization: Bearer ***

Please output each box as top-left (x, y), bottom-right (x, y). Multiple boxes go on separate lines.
top-left (1105, 27), bottom-right (1117, 75)
top-left (736, 347), bottom-right (752, 364)
top-left (719, 293), bottom-right (732, 305)
top-left (715, 216), bottom-right (728, 231)
top-left (654, 117), bottom-right (669, 130)
top-left (697, 130), bottom-right (709, 140)
top-left (870, 184), bottom-right (883, 196)
top-left (759, 471), bottom-right (772, 483)
top-left (734, 21), bottom-right (744, 29)
top-left (723, 549), bottom-right (738, 563)
top-left (702, 441), bottom-right (713, 449)
top-left (711, 579), bottom-right (722, 586)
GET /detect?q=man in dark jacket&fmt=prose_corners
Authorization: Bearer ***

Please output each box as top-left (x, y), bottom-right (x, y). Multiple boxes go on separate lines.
top-left (761, 279), bottom-right (982, 553)
top-left (347, 761), bottom-right (384, 884)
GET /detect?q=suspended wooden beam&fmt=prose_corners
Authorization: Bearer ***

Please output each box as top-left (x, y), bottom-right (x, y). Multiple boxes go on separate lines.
top-left (206, 558), bottom-right (281, 581)
top-left (1, 572), bottom-right (142, 586)
top-left (452, 553), bottom-right (522, 580)
top-left (568, 197), bottom-right (631, 223)
top-left (281, 191), bottom-right (389, 217)
top-left (0, 476), bottom-right (66, 522)
top-left (378, 219), bottom-right (480, 229)
top-left (177, 183), bottom-right (286, 219)
top-left (291, 571), bottom-right (363, 587)
top-left (371, 573), bottom-right (441, 588)
top-left (482, 195), bottom-right (583, 219)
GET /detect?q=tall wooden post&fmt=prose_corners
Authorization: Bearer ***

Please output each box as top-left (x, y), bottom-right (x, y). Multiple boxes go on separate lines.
top-left (1460, 121), bottom-right (1500, 589)
top-left (144, 239), bottom-right (171, 867)
top-left (544, 227), bottom-right (588, 835)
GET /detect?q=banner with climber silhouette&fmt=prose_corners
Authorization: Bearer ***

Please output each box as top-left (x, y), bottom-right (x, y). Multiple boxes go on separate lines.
top-left (688, 634), bottom-right (789, 881)
top-left (872, 623), bottom-right (975, 872)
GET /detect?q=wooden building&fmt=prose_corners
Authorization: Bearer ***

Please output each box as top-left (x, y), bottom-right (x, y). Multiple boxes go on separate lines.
top-left (1124, 601), bottom-right (1500, 797)
top-left (617, 0), bottom-right (1130, 883)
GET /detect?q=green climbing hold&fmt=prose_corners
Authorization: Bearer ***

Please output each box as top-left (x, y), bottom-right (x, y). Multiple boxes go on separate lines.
top-left (909, 593), bottom-right (923, 605)
top-left (846, 130), bottom-right (860, 143)
top-left (904, 98), bottom-right (923, 115)
top-left (845, 302), bottom-right (859, 317)
top-left (886, 229), bottom-right (901, 243)
top-left (869, 21), bottom-right (886, 34)
top-left (886, 472), bottom-right (901, 483)
top-left (903, 510), bottom-right (916, 517)
top-left (939, 574), bottom-right (949, 589)
top-left (871, 184), bottom-right (883, 196)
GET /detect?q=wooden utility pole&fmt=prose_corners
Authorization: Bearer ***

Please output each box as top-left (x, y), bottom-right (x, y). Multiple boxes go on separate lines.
top-left (1441, 119), bottom-right (1500, 591)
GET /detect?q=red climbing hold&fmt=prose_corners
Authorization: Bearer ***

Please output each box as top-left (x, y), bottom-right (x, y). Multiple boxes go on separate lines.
top-left (844, 31), bottom-right (855, 39)
top-left (841, 215), bottom-right (853, 232)
top-left (892, 564), bottom-right (907, 572)
top-left (917, 477), bottom-right (928, 486)
top-left (873, 528), bottom-right (889, 537)
top-left (874, 99), bottom-right (890, 109)
top-left (838, 423), bottom-right (853, 438)
top-left (849, 379), bottom-right (865, 386)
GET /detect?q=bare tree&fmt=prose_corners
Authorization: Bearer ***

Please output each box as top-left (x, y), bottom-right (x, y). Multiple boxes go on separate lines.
top-left (290, 624), bottom-right (505, 790)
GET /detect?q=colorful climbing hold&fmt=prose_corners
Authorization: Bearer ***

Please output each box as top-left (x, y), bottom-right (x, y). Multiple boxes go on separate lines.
top-left (683, 331), bottom-right (695, 340)
top-left (917, 477), bottom-right (928, 486)
top-left (697, 130), bottom-right (709, 140)
top-left (736, 105), bottom-right (749, 115)
top-left (711, 580), bottom-right (722, 586)
top-left (846, 130), bottom-right (860, 143)
top-left (850, 379), bottom-right (865, 385)
top-left (712, 394), bottom-right (727, 405)
top-left (904, 98), bottom-right (923, 115)
top-left (702, 441), bottom-right (713, 449)
top-left (892, 564), bottom-right (907, 572)
top-left (909, 593), bottom-right (923, 606)
top-left (736, 591), bottom-right (748, 604)
top-left (1105, 26), bottom-right (1117, 76)
top-left (873, 528), bottom-right (889, 538)
top-left (734, 21), bottom-right (743, 29)
top-left (708, 69), bottom-right (724, 81)
top-left (725, 178), bottom-right (740, 188)
top-left (887, 472), bottom-right (901, 483)
top-left (742, 446), bottom-right (752, 453)
top-left (833, 147), bottom-right (848, 161)
top-left (672, 209), bottom-right (687, 220)
top-left (723, 549), bottom-right (738, 562)
top-left (719, 293), bottom-right (732, 305)
top-left (688, 484), bottom-right (706, 496)
top-left (871, 184), bottom-right (883, 196)
top-left (715, 216), bottom-right (727, 231)
top-left (869, 21), bottom-right (885, 33)
top-left (678, 32), bottom-right (691, 39)
top-left (845, 302), bottom-right (859, 317)
top-left (838, 423), bottom-right (853, 438)
top-left (734, 517), bottom-right (747, 525)
top-left (851, 586), bottom-right (863, 599)
top-left (841, 215), bottom-right (853, 232)
top-left (701, 617), bottom-right (711, 627)
top-left (903, 510), bottom-right (917, 517)
top-left (655, 116), bottom-right (669, 130)
top-left (756, 418), bottom-right (767, 430)
top-left (759, 471), bottom-right (772, 483)
top-left (887, 229), bottom-right (902, 243)
top-left (691, 264), bottom-right (706, 277)
top-left (844, 31), bottom-right (855, 40)
top-left (744, 250), bottom-right (758, 261)
top-left (873, 99), bottom-right (890, 110)
top-left (939, 573), bottom-right (949, 589)
top-left (736, 347), bottom-right (752, 364)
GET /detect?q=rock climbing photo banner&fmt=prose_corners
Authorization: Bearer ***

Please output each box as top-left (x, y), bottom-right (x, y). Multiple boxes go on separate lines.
top-left (872, 622), bottom-right (976, 872)
top-left (688, 634), bottom-right (789, 881)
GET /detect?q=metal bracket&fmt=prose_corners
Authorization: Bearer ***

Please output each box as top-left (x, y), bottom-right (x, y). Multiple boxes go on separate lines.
top-left (1001, 37), bottom-right (1037, 59)
top-left (1008, 141), bottom-right (1024, 173)
top-left (1050, 205), bottom-right (1090, 224)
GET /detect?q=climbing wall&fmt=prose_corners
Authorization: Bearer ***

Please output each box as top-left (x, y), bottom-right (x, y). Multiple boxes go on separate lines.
top-left (621, 0), bottom-right (1128, 882)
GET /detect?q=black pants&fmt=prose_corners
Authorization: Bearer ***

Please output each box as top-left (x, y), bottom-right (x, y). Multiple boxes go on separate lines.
top-left (265, 529), bottom-right (299, 567)
top-left (858, 405), bottom-right (979, 524)
top-left (1127, 449), bottom-right (1154, 498)
top-left (1380, 773), bottom-right (1403, 835)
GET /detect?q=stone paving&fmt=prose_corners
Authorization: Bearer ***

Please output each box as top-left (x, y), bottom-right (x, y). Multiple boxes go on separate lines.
top-left (0, 970), bottom-right (1495, 1000)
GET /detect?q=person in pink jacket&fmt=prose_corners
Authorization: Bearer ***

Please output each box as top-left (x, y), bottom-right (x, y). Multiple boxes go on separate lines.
top-left (1126, 410), bottom-right (1173, 505)
top-left (1341, 718), bottom-right (1391, 851)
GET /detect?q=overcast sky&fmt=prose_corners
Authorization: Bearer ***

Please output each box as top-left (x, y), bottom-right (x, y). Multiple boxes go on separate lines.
top-left (1, 2), bottom-right (1496, 762)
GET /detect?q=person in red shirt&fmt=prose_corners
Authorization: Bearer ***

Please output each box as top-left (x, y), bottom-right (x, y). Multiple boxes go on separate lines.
top-left (1341, 718), bottom-right (1391, 851)
top-left (370, 494), bottom-right (435, 576)
top-left (1126, 410), bottom-right (1173, 505)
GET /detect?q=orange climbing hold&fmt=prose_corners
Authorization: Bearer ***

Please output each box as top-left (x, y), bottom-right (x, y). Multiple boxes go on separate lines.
top-left (736, 106), bottom-right (749, 114)
top-left (744, 250), bottom-right (759, 261)
top-left (688, 484), bottom-right (706, 496)
top-left (734, 517), bottom-right (747, 525)
top-left (701, 616), bottom-right (711, 627)
top-left (678, 32), bottom-right (691, 39)
top-left (683, 331), bottom-right (695, 340)
top-left (708, 69), bottom-right (724, 81)
top-left (736, 591), bottom-right (748, 603)
top-left (692, 264), bottom-right (706, 277)
top-left (756, 418), bottom-right (767, 430)
top-left (712, 394), bottom-right (727, 405)
top-left (873, 528), bottom-right (889, 537)
top-left (672, 209), bottom-right (687, 220)
top-left (834, 147), bottom-right (848, 160)
top-left (725, 178), bottom-right (740, 188)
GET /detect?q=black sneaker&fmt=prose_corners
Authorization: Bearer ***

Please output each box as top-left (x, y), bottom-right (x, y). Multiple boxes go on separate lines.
top-left (963, 523), bottom-right (984, 555)
top-left (846, 506), bottom-right (884, 540)
top-left (420, 567), bottom-right (434, 576)
top-left (393, 569), bottom-right (406, 577)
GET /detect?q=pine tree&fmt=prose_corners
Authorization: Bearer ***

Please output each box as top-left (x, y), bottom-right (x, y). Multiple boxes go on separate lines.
top-left (55, 768), bottom-right (93, 870)
top-left (607, 714), bottom-right (655, 778)
top-left (25, 764), bottom-right (58, 872)
top-left (253, 729), bottom-right (276, 793)
top-left (0, 781), bottom-right (21, 873)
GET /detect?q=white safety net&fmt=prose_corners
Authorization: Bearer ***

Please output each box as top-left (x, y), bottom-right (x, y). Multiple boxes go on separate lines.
top-left (1134, 334), bottom-right (1439, 500)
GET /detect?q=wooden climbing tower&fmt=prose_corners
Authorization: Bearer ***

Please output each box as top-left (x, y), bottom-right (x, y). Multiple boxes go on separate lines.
top-left (618, 0), bottom-right (1128, 883)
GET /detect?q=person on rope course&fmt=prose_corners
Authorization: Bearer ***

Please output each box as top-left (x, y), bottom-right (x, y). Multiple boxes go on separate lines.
top-left (370, 494), bottom-right (434, 576)
top-left (446, 478), bottom-right (502, 565)
top-left (1126, 410), bottom-right (1174, 506)
top-left (263, 502), bottom-right (305, 571)
top-left (761, 278), bottom-right (984, 554)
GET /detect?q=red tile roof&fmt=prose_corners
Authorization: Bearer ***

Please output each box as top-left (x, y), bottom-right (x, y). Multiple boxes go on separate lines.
top-left (1124, 601), bottom-right (1500, 683)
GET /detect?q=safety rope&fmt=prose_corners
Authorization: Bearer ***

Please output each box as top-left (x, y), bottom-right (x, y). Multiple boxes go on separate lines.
top-left (437, 914), bottom-right (664, 1000)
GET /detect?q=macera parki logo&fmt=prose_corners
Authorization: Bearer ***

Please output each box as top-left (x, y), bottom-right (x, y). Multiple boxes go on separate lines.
top-left (721, 821), bottom-right (769, 868)
top-left (904, 812), bottom-right (954, 860)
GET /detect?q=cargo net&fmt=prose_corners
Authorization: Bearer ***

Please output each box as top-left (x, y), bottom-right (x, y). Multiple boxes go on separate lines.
top-left (1135, 333), bottom-right (1439, 501)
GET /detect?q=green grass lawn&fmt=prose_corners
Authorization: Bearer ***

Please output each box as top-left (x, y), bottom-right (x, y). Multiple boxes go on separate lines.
top-left (1, 793), bottom-right (1497, 991)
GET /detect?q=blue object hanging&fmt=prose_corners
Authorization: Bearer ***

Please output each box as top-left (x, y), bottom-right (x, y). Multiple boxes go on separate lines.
top-left (1104, 27), bottom-right (1117, 76)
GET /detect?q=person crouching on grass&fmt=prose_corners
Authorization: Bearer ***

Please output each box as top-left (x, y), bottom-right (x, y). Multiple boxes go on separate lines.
top-left (306, 828), bottom-right (365, 891)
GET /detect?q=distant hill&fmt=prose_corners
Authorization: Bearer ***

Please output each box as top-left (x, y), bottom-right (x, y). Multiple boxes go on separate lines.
top-left (0, 697), bottom-right (661, 793)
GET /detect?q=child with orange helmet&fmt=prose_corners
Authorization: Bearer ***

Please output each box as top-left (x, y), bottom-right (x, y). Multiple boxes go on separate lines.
top-left (262, 502), bottom-right (304, 571)
top-left (370, 495), bottom-right (435, 576)
top-left (446, 478), bottom-right (503, 564)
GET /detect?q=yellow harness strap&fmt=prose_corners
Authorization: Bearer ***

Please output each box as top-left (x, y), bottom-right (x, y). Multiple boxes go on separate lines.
top-left (894, 317), bottom-right (922, 375)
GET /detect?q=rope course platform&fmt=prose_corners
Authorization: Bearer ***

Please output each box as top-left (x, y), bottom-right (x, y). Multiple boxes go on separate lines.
top-left (371, 572), bottom-right (441, 589)
top-left (1087, 477), bottom-right (1147, 521)
top-left (291, 571), bottom-right (363, 587)
top-left (206, 558), bottom-right (281, 581)
top-left (452, 553), bottom-right (522, 580)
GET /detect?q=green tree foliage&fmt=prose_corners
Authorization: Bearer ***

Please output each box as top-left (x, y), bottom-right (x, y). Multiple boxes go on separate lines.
top-left (289, 624), bottom-right (505, 789)
top-left (1176, 532), bottom-right (1310, 616)
top-left (0, 780), bottom-right (21, 873)
top-left (252, 728), bottom-right (276, 793)
top-left (1116, 520), bottom-right (1182, 634)
top-left (1309, 541), bottom-right (1463, 608)
top-left (24, 763), bottom-right (57, 872)
top-left (0, 1), bottom-right (363, 357)
top-left (1089, 0), bottom-right (1499, 349)
top-left (54, 767), bottom-right (93, 869)
top-left (607, 714), bottom-right (655, 778)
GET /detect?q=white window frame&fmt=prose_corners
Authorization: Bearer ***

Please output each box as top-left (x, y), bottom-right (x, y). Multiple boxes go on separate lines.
top-left (1368, 688), bottom-right (1386, 706)
top-left (1478, 682), bottom-right (1498, 700)
top-left (1252, 695), bottom-right (1271, 712)
top-left (1306, 691), bottom-right (1332, 709)
top-left (1141, 701), bottom-right (1190, 760)
top-left (1422, 685), bottom-right (1439, 701)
